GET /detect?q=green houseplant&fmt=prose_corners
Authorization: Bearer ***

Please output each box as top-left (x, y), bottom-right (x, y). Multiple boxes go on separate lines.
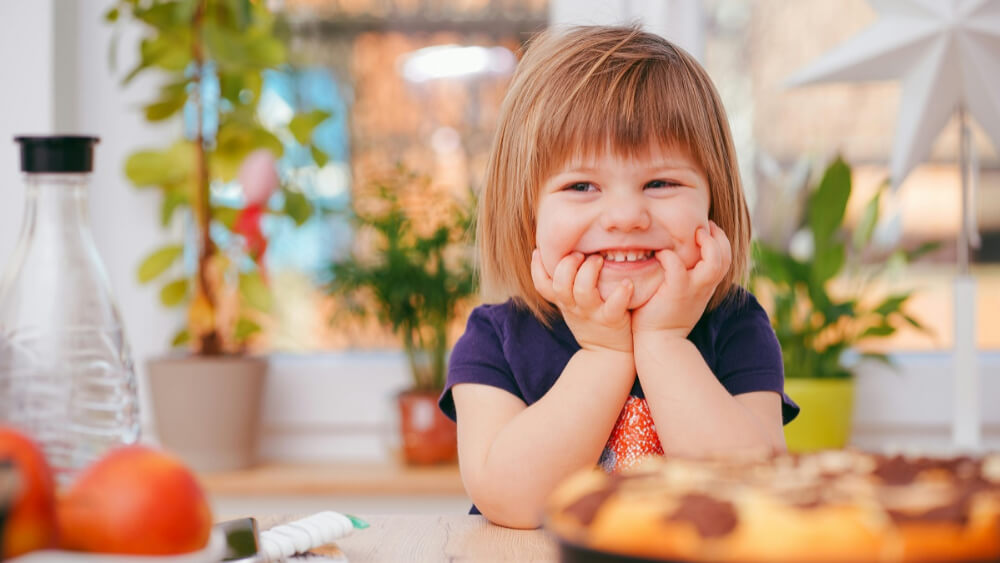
top-left (329, 168), bottom-right (477, 464)
top-left (107, 0), bottom-right (330, 470)
top-left (752, 157), bottom-right (935, 451)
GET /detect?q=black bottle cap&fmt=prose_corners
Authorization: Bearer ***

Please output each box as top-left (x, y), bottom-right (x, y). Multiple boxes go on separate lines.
top-left (14, 136), bottom-right (100, 173)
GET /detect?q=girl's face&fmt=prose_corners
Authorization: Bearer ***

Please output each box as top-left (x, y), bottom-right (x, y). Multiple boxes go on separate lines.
top-left (535, 144), bottom-right (711, 309)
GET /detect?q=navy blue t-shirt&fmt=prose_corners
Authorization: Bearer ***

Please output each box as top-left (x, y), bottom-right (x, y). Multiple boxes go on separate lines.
top-left (440, 289), bottom-right (799, 423)
top-left (438, 289), bottom-right (799, 515)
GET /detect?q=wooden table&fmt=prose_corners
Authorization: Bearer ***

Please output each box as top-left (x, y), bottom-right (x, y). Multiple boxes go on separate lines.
top-left (262, 514), bottom-right (559, 562)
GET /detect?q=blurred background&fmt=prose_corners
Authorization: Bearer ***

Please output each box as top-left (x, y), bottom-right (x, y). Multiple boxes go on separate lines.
top-left (0, 0), bottom-right (997, 518)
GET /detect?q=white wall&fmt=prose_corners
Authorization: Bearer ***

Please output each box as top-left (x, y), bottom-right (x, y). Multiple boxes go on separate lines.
top-left (1, 0), bottom-right (179, 434)
top-left (549, 0), bottom-right (705, 60)
top-left (0, 1), bottom-right (55, 266)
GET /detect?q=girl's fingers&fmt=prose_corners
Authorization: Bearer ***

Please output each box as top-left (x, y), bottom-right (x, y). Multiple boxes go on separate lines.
top-left (530, 249), bottom-right (557, 302)
top-left (551, 252), bottom-right (585, 307)
top-left (692, 223), bottom-right (732, 287)
top-left (600, 278), bottom-right (633, 321)
top-left (573, 254), bottom-right (603, 309)
top-left (655, 248), bottom-right (687, 290)
top-left (692, 227), bottom-right (721, 285)
top-left (712, 221), bottom-right (734, 274)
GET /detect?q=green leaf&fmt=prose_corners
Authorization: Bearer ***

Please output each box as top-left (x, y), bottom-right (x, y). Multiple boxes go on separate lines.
top-left (811, 242), bottom-right (845, 284)
top-left (250, 128), bottom-right (284, 156)
top-left (159, 278), bottom-right (189, 307)
top-left (124, 142), bottom-right (194, 187)
top-left (860, 352), bottom-right (893, 366)
top-left (140, 31), bottom-right (192, 72)
top-left (860, 324), bottom-right (896, 338)
top-left (105, 7), bottom-right (120, 22)
top-left (234, 317), bottom-right (261, 342)
top-left (852, 186), bottom-right (881, 251)
top-left (874, 292), bottom-right (911, 316)
top-left (144, 92), bottom-right (187, 121)
top-left (310, 144), bottom-right (329, 167)
top-left (213, 123), bottom-right (284, 182)
top-left (289, 110), bottom-right (331, 145)
top-left (283, 189), bottom-right (313, 226)
top-left (125, 150), bottom-right (177, 187)
top-left (173, 0), bottom-right (200, 23)
top-left (203, 24), bottom-right (285, 71)
top-left (903, 314), bottom-right (935, 336)
top-left (212, 206), bottom-right (241, 230)
top-left (224, 0), bottom-right (253, 30)
top-left (906, 241), bottom-right (941, 262)
top-left (239, 272), bottom-right (273, 312)
top-left (752, 243), bottom-right (807, 286)
top-left (219, 72), bottom-right (245, 104)
top-left (171, 328), bottom-right (190, 348)
top-left (133, 2), bottom-right (179, 28)
top-left (121, 60), bottom-right (149, 85)
top-left (823, 300), bottom-right (856, 325)
top-left (808, 157), bottom-right (851, 246)
top-left (807, 283), bottom-right (833, 317)
top-left (160, 189), bottom-right (188, 227)
top-left (138, 245), bottom-right (184, 284)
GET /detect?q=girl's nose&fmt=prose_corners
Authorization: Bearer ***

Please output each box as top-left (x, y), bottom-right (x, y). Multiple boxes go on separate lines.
top-left (600, 193), bottom-right (651, 232)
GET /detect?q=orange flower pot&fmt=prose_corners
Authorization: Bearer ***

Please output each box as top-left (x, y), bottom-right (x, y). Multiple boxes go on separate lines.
top-left (397, 390), bottom-right (457, 465)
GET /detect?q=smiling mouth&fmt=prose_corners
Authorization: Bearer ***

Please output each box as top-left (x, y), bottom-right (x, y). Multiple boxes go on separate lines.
top-left (597, 249), bottom-right (655, 263)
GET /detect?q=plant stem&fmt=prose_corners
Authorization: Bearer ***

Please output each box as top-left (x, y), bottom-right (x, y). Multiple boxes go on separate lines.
top-left (192, 0), bottom-right (221, 355)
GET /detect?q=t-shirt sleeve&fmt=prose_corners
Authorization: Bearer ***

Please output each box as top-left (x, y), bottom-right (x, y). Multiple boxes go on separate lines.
top-left (715, 294), bottom-right (800, 425)
top-left (438, 306), bottom-right (523, 422)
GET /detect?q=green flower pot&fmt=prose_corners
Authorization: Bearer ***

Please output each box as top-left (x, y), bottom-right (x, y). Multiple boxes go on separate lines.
top-left (783, 378), bottom-right (855, 452)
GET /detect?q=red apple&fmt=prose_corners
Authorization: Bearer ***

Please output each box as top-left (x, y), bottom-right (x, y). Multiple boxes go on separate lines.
top-left (57, 445), bottom-right (212, 555)
top-left (0, 426), bottom-right (59, 558)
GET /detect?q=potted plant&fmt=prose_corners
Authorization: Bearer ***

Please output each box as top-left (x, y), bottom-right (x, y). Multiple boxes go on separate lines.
top-left (107, 0), bottom-right (330, 470)
top-left (751, 157), bottom-right (936, 452)
top-left (328, 167), bottom-right (477, 465)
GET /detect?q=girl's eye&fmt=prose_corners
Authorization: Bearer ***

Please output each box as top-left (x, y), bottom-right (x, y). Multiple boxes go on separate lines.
top-left (565, 182), bottom-right (596, 192)
top-left (646, 179), bottom-right (680, 189)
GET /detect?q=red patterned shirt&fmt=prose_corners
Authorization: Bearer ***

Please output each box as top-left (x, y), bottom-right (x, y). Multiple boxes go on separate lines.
top-left (599, 395), bottom-right (664, 472)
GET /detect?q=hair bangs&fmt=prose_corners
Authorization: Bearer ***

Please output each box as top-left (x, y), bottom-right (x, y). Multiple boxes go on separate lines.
top-left (535, 49), bottom-right (710, 181)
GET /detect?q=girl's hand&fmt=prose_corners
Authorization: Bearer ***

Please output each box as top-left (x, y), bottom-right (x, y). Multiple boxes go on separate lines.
top-left (631, 222), bottom-right (732, 340)
top-left (531, 249), bottom-right (634, 354)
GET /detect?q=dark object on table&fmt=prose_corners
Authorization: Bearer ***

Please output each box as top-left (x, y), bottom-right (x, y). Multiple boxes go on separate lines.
top-left (560, 540), bottom-right (682, 563)
top-left (0, 459), bottom-right (19, 548)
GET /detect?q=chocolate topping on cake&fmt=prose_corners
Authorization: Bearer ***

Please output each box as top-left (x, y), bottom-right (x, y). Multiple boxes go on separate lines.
top-left (666, 493), bottom-right (738, 537)
top-left (563, 488), bottom-right (618, 526)
top-left (873, 455), bottom-right (924, 485)
top-left (874, 455), bottom-right (980, 485)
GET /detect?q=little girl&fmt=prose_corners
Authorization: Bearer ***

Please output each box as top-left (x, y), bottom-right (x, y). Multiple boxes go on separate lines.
top-left (438, 25), bottom-right (799, 529)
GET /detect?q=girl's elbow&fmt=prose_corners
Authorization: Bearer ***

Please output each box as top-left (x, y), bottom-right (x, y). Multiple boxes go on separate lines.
top-left (477, 503), bottom-right (543, 529)
top-left (466, 478), bottom-right (544, 529)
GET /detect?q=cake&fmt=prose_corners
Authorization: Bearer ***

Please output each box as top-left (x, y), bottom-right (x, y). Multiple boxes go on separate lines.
top-left (545, 450), bottom-right (1000, 563)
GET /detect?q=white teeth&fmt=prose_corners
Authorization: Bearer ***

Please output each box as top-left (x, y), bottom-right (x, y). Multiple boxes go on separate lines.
top-left (602, 250), bottom-right (652, 262)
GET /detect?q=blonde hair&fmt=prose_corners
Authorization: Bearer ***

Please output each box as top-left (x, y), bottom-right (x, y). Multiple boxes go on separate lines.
top-left (478, 25), bottom-right (751, 322)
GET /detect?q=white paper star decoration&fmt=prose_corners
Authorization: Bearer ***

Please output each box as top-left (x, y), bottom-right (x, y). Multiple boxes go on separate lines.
top-left (788, 0), bottom-right (1000, 187)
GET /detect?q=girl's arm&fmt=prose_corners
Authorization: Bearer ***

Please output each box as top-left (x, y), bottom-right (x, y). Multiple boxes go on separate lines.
top-left (633, 335), bottom-right (786, 457)
top-left (631, 224), bottom-right (784, 458)
top-left (452, 347), bottom-right (634, 529)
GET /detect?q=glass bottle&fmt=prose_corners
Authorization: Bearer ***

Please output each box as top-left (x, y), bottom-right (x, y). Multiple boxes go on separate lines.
top-left (0, 136), bottom-right (140, 484)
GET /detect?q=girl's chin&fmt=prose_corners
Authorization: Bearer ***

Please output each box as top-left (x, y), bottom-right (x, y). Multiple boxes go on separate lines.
top-left (597, 269), bottom-right (664, 310)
